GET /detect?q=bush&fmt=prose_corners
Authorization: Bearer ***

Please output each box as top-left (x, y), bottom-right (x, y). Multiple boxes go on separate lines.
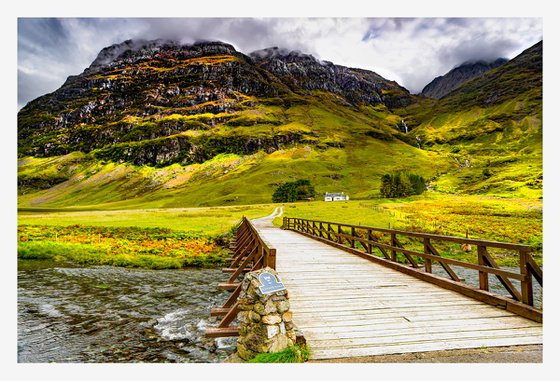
top-left (272, 179), bottom-right (315, 203)
top-left (248, 344), bottom-right (310, 363)
top-left (380, 172), bottom-right (426, 198)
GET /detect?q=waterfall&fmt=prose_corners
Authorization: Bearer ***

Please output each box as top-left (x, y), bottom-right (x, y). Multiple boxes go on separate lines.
top-left (402, 119), bottom-right (408, 134)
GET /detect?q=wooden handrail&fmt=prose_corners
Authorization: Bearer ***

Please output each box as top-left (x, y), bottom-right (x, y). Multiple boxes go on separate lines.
top-left (206, 217), bottom-right (277, 338)
top-left (285, 217), bottom-right (532, 251)
top-left (283, 216), bottom-right (542, 321)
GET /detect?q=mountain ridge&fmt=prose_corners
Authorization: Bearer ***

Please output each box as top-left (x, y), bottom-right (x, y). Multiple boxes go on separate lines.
top-left (17, 39), bottom-right (542, 208)
top-left (420, 58), bottom-right (508, 99)
top-left (18, 39), bottom-right (414, 160)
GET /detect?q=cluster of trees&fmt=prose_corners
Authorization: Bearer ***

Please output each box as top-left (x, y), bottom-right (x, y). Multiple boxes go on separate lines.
top-left (271, 174), bottom-right (425, 202)
top-left (380, 172), bottom-right (426, 198)
top-left (272, 179), bottom-right (315, 203)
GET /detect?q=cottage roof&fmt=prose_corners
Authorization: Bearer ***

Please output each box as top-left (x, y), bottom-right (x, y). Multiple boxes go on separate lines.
top-left (325, 192), bottom-right (346, 197)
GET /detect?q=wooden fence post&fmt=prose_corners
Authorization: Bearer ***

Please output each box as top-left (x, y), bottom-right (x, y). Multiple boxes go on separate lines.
top-left (520, 249), bottom-right (534, 306)
top-left (267, 248), bottom-right (277, 270)
top-left (390, 233), bottom-right (397, 261)
top-left (477, 246), bottom-right (489, 291)
top-left (424, 238), bottom-right (432, 273)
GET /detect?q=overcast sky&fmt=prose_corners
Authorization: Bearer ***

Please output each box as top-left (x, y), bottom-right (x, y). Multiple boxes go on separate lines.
top-left (17, 17), bottom-right (542, 109)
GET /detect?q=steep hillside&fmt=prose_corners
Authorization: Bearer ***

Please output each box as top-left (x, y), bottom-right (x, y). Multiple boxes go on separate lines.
top-left (18, 40), bottom-right (446, 208)
top-left (405, 41), bottom-right (542, 198)
top-left (17, 39), bottom-right (542, 209)
top-left (18, 40), bottom-right (413, 162)
top-left (421, 58), bottom-right (507, 99)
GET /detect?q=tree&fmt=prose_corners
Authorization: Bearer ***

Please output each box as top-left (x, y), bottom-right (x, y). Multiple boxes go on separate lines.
top-left (272, 179), bottom-right (315, 203)
top-left (380, 172), bottom-right (426, 198)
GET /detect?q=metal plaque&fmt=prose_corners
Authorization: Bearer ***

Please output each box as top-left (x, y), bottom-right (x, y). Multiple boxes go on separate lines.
top-left (258, 272), bottom-right (286, 294)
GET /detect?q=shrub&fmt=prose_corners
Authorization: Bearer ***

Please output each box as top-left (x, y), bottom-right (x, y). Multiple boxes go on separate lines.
top-left (248, 344), bottom-right (310, 363)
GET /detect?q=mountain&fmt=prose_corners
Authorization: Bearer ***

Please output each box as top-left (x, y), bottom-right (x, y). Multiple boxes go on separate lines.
top-left (18, 39), bottom-right (432, 208)
top-left (18, 40), bottom-right (413, 162)
top-left (249, 47), bottom-right (412, 108)
top-left (407, 41), bottom-right (542, 196)
top-left (420, 58), bottom-right (508, 99)
top-left (17, 39), bottom-right (542, 208)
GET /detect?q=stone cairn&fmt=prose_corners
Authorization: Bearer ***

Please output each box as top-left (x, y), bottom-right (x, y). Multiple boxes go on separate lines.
top-left (236, 267), bottom-right (297, 360)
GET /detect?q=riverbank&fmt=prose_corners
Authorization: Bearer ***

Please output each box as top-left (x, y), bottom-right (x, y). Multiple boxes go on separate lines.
top-left (17, 204), bottom-right (278, 269)
top-left (18, 224), bottom-right (229, 269)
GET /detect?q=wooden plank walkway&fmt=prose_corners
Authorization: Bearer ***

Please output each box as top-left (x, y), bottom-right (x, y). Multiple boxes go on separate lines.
top-left (251, 213), bottom-right (543, 361)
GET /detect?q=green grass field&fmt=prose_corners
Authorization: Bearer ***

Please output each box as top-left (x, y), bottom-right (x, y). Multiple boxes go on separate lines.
top-left (19, 203), bottom-right (275, 236)
top-left (274, 194), bottom-right (541, 244)
top-left (18, 203), bottom-right (277, 269)
top-left (18, 193), bottom-right (542, 269)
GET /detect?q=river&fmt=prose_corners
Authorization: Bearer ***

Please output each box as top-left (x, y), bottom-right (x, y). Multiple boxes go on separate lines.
top-left (18, 259), bottom-right (542, 363)
top-left (17, 260), bottom-right (236, 363)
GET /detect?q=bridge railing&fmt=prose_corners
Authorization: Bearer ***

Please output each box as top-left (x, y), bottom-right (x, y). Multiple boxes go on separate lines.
top-left (283, 217), bottom-right (542, 322)
top-left (206, 217), bottom-right (276, 338)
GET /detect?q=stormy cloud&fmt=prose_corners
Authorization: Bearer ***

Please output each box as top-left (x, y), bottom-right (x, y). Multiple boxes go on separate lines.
top-left (17, 17), bottom-right (542, 109)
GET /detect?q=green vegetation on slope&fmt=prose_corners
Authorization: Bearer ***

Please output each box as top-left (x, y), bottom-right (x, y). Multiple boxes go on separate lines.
top-left (18, 95), bottom-right (451, 209)
top-left (393, 42), bottom-right (542, 199)
top-left (17, 41), bottom-right (542, 207)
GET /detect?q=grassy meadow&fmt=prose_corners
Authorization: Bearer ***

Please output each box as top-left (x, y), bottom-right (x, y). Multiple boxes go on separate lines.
top-left (18, 204), bottom-right (276, 269)
top-left (274, 194), bottom-right (542, 267)
top-left (16, 40), bottom-right (542, 272)
top-left (18, 192), bottom-right (542, 269)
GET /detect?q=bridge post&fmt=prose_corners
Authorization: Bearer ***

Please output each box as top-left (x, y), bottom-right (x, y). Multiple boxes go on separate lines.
top-left (337, 225), bottom-right (343, 244)
top-left (477, 246), bottom-right (489, 291)
top-left (236, 267), bottom-right (296, 361)
top-left (520, 249), bottom-right (534, 306)
top-left (390, 233), bottom-right (397, 261)
top-left (423, 238), bottom-right (432, 273)
top-left (265, 248), bottom-right (277, 269)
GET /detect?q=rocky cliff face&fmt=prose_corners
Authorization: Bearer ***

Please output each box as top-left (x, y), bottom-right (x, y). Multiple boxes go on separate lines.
top-left (420, 58), bottom-right (508, 99)
top-left (250, 47), bottom-right (412, 108)
top-left (18, 40), bottom-right (413, 165)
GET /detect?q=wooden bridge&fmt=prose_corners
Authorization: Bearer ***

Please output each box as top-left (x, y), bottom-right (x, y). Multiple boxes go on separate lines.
top-left (206, 208), bottom-right (543, 361)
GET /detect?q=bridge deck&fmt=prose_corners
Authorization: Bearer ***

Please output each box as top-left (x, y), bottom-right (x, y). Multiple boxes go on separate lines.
top-left (252, 215), bottom-right (542, 360)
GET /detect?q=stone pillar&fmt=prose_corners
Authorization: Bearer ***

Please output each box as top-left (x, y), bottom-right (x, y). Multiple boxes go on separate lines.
top-left (236, 267), bottom-right (296, 361)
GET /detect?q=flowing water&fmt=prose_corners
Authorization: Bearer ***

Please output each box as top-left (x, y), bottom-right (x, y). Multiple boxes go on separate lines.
top-left (18, 258), bottom-right (542, 363)
top-left (17, 260), bottom-right (236, 363)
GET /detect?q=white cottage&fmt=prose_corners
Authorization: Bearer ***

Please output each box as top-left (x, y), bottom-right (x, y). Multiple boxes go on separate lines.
top-left (324, 192), bottom-right (349, 202)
